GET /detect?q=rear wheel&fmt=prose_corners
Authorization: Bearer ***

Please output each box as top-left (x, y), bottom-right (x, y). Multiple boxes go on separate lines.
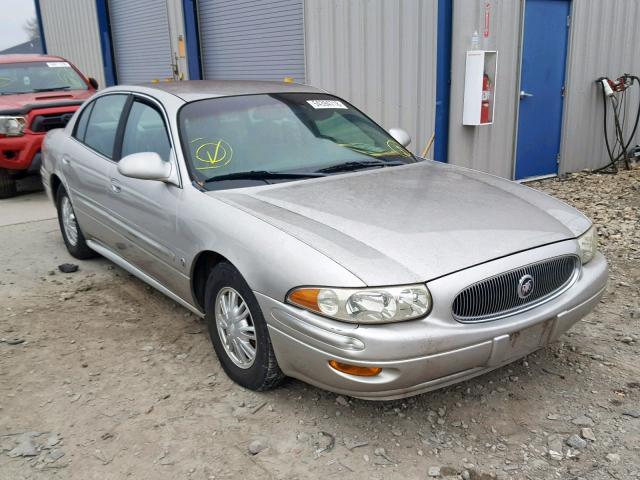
top-left (56, 187), bottom-right (96, 259)
top-left (0, 169), bottom-right (17, 199)
top-left (204, 262), bottom-right (285, 391)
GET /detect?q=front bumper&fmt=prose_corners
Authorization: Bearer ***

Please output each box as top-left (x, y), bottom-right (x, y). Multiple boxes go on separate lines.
top-left (257, 243), bottom-right (608, 400)
top-left (0, 133), bottom-right (45, 171)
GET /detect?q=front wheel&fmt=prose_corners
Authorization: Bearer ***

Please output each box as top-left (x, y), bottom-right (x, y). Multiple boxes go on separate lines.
top-left (204, 262), bottom-right (285, 391)
top-left (56, 187), bottom-right (96, 259)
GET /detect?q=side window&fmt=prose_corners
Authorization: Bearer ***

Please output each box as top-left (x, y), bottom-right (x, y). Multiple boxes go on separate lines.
top-left (83, 94), bottom-right (127, 159)
top-left (73, 101), bottom-right (94, 142)
top-left (120, 100), bottom-right (171, 161)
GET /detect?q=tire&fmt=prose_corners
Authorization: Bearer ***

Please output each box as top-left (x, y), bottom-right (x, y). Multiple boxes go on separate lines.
top-left (0, 169), bottom-right (17, 199)
top-left (56, 187), bottom-right (97, 259)
top-left (204, 262), bottom-right (285, 391)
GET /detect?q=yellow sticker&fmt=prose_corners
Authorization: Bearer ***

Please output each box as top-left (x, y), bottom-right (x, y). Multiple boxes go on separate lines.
top-left (386, 139), bottom-right (412, 157)
top-left (192, 138), bottom-right (233, 170)
top-left (0, 77), bottom-right (12, 88)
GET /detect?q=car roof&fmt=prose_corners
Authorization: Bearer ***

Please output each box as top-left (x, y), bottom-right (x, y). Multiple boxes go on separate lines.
top-left (132, 80), bottom-right (326, 102)
top-left (0, 54), bottom-right (66, 65)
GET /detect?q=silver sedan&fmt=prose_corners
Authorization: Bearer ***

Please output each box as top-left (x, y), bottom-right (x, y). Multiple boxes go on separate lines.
top-left (41, 81), bottom-right (608, 400)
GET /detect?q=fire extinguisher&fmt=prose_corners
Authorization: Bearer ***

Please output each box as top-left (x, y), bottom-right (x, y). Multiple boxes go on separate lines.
top-left (481, 73), bottom-right (492, 124)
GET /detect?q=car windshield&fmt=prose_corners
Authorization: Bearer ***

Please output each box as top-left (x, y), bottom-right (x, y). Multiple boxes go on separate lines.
top-left (0, 61), bottom-right (88, 95)
top-left (178, 93), bottom-right (416, 188)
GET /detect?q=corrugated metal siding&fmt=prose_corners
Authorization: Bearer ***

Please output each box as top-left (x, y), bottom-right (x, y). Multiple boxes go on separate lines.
top-left (109, 0), bottom-right (174, 84)
top-left (39, 0), bottom-right (105, 88)
top-left (561, 0), bottom-right (640, 173)
top-left (198, 0), bottom-right (305, 82)
top-left (447, 0), bottom-right (522, 178)
top-left (305, 0), bottom-right (438, 156)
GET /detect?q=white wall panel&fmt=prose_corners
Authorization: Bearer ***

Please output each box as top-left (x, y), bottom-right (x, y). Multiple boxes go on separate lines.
top-left (39, 0), bottom-right (106, 88)
top-left (305, 0), bottom-right (438, 156)
top-left (447, 0), bottom-right (522, 178)
top-left (561, 0), bottom-right (640, 173)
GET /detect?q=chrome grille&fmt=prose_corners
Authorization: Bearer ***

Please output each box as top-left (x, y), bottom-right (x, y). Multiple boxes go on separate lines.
top-left (452, 255), bottom-right (579, 323)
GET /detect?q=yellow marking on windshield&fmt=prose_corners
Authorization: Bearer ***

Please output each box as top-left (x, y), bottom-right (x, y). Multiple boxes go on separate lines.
top-left (192, 138), bottom-right (233, 170)
top-left (337, 141), bottom-right (412, 158)
top-left (386, 139), bottom-right (412, 157)
top-left (0, 77), bottom-right (12, 88)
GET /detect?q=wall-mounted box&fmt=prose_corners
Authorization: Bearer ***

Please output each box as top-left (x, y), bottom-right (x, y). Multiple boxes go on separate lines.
top-left (463, 50), bottom-right (498, 126)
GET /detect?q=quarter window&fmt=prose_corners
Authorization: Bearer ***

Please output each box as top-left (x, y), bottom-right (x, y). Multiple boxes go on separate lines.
top-left (83, 94), bottom-right (127, 159)
top-left (120, 100), bottom-right (171, 161)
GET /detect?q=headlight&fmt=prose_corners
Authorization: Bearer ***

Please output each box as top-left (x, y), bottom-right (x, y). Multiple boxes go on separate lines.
top-left (0, 116), bottom-right (26, 136)
top-left (287, 284), bottom-right (431, 324)
top-left (577, 225), bottom-right (597, 264)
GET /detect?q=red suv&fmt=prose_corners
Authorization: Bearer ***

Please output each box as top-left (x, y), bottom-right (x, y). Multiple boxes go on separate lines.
top-left (0, 54), bottom-right (97, 198)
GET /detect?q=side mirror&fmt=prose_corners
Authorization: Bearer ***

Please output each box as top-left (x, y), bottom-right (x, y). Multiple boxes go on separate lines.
top-left (388, 128), bottom-right (411, 147)
top-left (88, 77), bottom-right (99, 90)
top-left (117, 152), bottom-right (172, 182)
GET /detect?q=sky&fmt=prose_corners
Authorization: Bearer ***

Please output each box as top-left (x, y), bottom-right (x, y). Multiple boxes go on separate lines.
top-left (0, 0), bottom-right (36, 50)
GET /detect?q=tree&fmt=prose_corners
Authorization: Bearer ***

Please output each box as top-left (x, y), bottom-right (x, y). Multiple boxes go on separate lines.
top-left (24, 17), bottom-right (40, 43)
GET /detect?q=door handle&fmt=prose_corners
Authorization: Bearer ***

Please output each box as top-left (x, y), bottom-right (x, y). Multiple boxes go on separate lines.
top-left (520, 90), bottom-right (534, 99)
top-left (110, 179), bottom-right (122, 193)
top-left (61, 154), bottom-right (71, 166)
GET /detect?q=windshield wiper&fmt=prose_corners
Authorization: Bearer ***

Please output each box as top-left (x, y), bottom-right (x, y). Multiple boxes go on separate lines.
top-left (316, 160), bottom-right (404, 174)
top-left (32, 86), bottom-right (71, 92)
top-left (203, 170), bottom-right (326, 183)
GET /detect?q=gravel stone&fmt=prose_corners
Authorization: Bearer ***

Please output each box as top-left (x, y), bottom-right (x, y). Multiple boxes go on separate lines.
top-left (606, 453), bottom-right (621, 463)
top-left (566, 434), bottom-right (587, 450)
top-left (571, 415), bottom-right (595, 427)
top-left (581, 427), bottom-right (596, 442)
top-left (428, 466), bottom-right (441, 477)
top-left (248, 439), bottom-right (267, 455)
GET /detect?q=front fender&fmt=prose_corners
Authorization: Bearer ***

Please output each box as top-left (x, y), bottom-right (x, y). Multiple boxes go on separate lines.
top-left (181, 190), bottom-right (365, 304)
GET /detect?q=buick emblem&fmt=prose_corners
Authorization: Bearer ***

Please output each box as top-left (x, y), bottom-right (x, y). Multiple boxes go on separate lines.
top-left (517, 274), bottom-right (535, 299)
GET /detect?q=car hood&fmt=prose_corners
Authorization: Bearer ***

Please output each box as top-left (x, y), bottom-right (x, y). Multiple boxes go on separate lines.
top-left (213, 161), bottom-right (591, 285)
top-left (0, 89), bottom-right (93, 114)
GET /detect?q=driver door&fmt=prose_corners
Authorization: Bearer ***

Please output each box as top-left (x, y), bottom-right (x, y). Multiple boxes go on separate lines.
top-left (104, 96), bottom-right (184, 287)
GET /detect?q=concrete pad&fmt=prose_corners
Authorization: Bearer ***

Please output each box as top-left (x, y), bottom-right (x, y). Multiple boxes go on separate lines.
top-left (0, 191), bottom-right (56, 227)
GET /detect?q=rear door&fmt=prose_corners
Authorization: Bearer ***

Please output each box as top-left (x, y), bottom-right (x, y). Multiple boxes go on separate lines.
top-left (105, 95), bottom-right (183, 286)
top-left (63, 94), bottom-right (128, 242)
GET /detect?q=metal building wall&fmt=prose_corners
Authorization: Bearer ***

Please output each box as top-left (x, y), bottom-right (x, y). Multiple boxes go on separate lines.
top-left (561, 0), bottom-right (640, 173)
top-left (304, 0), bottom-right (438, 156)
top-left (39, 0), bottom-right (106, 88)
top-left (447, 0), bottom-right (522, 178)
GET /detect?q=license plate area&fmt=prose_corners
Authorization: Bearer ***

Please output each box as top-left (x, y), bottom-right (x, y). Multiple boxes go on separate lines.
top-left (487, 320), bottom-right (553, 366)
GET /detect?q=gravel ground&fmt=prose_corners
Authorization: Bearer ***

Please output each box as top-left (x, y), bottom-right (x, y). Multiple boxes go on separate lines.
top-left (1, 167), bottom-right (639, 480)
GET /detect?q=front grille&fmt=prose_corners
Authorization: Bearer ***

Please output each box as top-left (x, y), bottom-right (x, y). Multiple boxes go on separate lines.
top-left (30, 112), bottom-right (75, 132)
top-left (452, 255), bottom-right (579, 323)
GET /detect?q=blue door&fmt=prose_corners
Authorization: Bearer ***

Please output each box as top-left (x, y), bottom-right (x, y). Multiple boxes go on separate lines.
top-left (515, 0), bottom-right (571, 179)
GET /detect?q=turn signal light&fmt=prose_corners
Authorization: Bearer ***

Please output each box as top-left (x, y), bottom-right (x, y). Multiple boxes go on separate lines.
top-left (288, 288), bottom-right (320, 311)
top-left (329, 360), bottom-right (382, 377)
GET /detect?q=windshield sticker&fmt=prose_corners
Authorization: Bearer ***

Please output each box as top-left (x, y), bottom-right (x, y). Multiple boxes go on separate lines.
top-left (191, 138), bottom-right (233, 170)
top-left (307, 99), bottom-right (347, 109)
top-left (46, 62), bottom-right (70, 68)
top-left (0, 77), bottom-right (11, 88)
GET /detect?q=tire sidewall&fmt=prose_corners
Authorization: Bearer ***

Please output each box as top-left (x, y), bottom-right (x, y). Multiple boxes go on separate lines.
top-left (204, 263), bottom-right (274, 390)
top-left (56, 187), bottom-right (93, 258)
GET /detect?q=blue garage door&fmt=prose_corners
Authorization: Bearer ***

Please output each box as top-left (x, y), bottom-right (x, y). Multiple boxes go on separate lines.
top-left (197, 0), bottom-right (305, 82)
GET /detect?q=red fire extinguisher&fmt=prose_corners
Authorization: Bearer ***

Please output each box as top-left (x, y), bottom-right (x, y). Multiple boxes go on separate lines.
top-left (481, 73), bottom-right (492, 124)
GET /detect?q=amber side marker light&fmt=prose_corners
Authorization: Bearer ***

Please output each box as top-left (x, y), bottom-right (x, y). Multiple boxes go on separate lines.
top-left (329, 360), bottom-right (382, 377)
top-left (288, 288), bottom-right (320, 312)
